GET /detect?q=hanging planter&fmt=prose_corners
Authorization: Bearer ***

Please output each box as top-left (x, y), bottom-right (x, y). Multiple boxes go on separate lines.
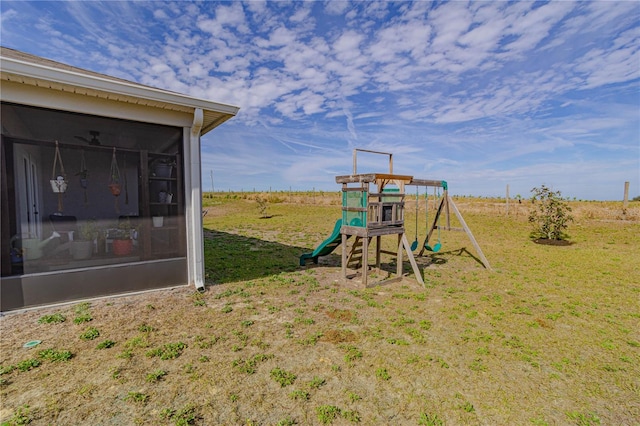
top-left (109, 147), bottom-right (121, 213)
top-left (49, 141), bottom-right (67, 193)
top-left (50, 141), bottom-right (67, 212)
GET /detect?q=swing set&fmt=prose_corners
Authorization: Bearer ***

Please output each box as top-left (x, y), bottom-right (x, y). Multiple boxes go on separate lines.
top-left (408, 179), bottom-right (491, 270)
top-left (302, 149), bottom-right (491, 288)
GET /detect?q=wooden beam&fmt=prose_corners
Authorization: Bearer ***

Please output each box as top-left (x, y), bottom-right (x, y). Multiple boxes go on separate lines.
top-left (336, 173), bottom-right (413, 184)
top-left (447, 195), bottom-right (492, 270)
top-left (401, 233), bottom-right (424, 286)
top-left (408, 179), bottom-right (447, 188)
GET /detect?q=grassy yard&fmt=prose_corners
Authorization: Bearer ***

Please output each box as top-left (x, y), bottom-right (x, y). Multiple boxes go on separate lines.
top-left (1, 193), bottom-right (639, 425)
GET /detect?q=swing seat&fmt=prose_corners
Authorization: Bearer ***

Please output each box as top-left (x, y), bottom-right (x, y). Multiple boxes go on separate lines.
top-left (425, 242), bottom-right (442, 253)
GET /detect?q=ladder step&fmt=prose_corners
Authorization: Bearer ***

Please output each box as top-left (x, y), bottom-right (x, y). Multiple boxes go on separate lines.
top-left (347, 237), bottom-right (363, 268)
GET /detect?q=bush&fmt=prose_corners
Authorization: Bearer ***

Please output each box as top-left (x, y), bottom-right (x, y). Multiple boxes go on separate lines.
top-left (528, 185), bottom-right (573, 240)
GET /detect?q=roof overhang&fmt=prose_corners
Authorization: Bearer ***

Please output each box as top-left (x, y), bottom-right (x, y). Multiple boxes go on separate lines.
top-left (0, 48), bottom-right (239, 135)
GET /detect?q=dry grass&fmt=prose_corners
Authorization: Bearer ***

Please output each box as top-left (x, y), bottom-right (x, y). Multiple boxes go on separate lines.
top-left (1, 194), bottom-right (639, 425)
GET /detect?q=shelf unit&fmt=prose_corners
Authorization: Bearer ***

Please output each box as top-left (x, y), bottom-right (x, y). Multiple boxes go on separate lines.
top-left (139, 151), bottom-right (185, 260)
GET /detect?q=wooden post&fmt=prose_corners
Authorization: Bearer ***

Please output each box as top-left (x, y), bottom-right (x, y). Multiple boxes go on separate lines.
top-left (361, 235), bottom-right (369, 287)
top-left (341, 233), bottom-right (347, 280)
top-left (401, 234), bottom-right (424, 286)
top-left (506, 184), bottom-right (510, 216)
top-left (623, 181), bottom-right (629, 211)
top-left (397, 234), bottom-right (403, 278)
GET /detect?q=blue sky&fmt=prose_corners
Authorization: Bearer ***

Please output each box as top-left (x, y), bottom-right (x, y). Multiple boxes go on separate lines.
top-left (1, 1), bottom-right (639, 200)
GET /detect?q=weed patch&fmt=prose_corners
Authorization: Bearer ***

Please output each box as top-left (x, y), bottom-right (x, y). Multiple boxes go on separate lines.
top-left (15, 358), bottom-right (41, 372)
top-left (146, 369), bottom-right (168, 382)
top-left (38, 313), bottom-right (66, 324)
top-left (96, 339), bottom-right (116, 349)
top-left (232, 354), bottom-right (274, 374)
top-left (125, 391), bottom-right (148, 404)
top-left (146, 342), bottom-right (186, 360)
top-left (316, 405), bottom-right (341, 424)
top-left (418, 412), bottom-right (444, 426)
top-left (79, 327), bottom-right (100, 341)
top-left (270, 367), bottom-right (297, 387)
top-left (73, 302), bottom-right (92, 324)
top-left (341, 345), bottom-right (363, 365)
top-left (38, 348), bottom-right (73, 362)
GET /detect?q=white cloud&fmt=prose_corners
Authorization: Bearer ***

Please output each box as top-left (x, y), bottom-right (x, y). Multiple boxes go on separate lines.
top-left (324, 0), bottom-right (350, 16)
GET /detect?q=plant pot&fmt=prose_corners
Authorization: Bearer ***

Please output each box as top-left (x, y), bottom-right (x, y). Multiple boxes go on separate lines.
top-left (152, 216), bottom-right (164, 227)
top-left (71, 240), bottom-right (93, 260)
top-left (109, 183), bottom-right (121, 196)
top-left (154, 164), bottom-right (173, 178)
top-left (112, 239), bottom-right (133, 256)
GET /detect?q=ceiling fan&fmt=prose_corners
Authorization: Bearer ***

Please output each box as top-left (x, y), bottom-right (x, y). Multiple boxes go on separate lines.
top-left (74, 130), bottom-right (101, 146)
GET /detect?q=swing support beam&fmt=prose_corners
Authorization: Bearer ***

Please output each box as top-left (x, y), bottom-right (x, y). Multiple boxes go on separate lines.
top-left (408, 180), bottom-right (492, 270)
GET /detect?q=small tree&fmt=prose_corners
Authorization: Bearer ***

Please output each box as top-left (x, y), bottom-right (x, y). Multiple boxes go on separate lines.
top-left (256, 195), bottom-right (269, 218)
top-left (528, 185), bottom-right (573, 240)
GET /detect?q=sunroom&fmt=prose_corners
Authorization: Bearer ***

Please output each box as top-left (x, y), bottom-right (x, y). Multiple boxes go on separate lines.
top-left (0, 47), bottom-right (239, 311)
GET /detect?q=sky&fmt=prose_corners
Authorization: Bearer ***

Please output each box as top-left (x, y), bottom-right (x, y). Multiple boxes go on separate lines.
top-left (1, 1), bottom-right (639, 200)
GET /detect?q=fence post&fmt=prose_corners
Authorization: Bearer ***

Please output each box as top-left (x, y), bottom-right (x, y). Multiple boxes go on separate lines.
top-left (506, 184), bottom-right (510, 216)
top-left (623, 181), bottom-right (630, 214)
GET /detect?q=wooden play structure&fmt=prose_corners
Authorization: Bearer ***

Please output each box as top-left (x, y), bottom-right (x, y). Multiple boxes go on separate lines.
top-left (300, 149), bottom-right (490, 287)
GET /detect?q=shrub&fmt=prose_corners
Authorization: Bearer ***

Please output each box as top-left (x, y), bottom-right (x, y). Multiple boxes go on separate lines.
top-left (528, 185), bottom-right (573, 240)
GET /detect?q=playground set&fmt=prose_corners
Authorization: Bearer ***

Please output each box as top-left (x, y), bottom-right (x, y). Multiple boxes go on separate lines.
top-left (300, 149), bottom-right (491, 287)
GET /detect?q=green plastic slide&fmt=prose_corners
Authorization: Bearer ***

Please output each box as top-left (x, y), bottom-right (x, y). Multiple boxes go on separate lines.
top-left (299, 219), bottom-right (347, 266)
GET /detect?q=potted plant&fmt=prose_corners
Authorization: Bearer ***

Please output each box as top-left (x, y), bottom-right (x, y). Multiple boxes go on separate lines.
top-left (71, 220), bottom-right (98, 260)
top-left (112, 219), bottom-right (134, 256)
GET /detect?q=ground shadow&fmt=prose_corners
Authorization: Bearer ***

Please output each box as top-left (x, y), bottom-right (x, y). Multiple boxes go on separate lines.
top-left (532, 238), bottom-right (574, 246)
top-left (204, 229), bottom-right (486, 287)
top-left (415, 247), bottom-right (486, 268)
top-left (204, 229), bottom-right (309, 284)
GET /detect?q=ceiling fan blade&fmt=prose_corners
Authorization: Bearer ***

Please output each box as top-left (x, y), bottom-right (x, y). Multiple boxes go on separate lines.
top-left (74, 135), bottom-right (101, 146)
